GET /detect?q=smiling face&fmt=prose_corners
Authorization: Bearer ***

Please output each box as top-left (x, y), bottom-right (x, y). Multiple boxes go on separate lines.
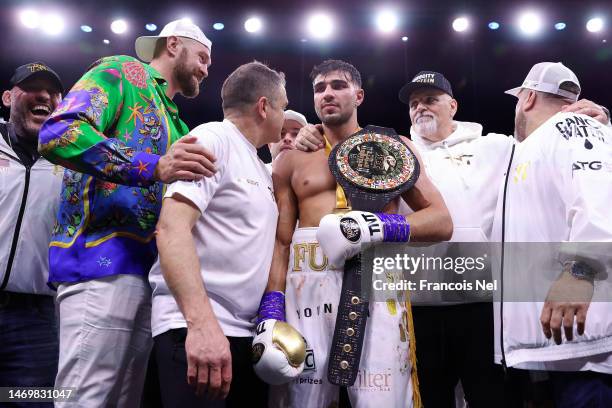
top-left (2, 74), bottom-right (62, 143)
top-left (172, 37), bottom-right (211, 98)
top-left (313, 70), bottom-right (363, 127)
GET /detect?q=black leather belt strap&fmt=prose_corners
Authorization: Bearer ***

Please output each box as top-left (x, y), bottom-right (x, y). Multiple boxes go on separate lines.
top-left (326, 125), bottom-right (419, 387)
top-left (327, 256), bottom-right (368, 386)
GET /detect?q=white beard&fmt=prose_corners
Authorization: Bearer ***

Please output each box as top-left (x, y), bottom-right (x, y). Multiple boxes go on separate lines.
top-left (414, 116), bottom-right (438, 140)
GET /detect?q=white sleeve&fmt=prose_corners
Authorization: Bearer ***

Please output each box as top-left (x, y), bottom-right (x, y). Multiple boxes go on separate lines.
top-left (164, 124), bottom-right (228, 214)
top-left (549, 115), bottom-right (612, 273)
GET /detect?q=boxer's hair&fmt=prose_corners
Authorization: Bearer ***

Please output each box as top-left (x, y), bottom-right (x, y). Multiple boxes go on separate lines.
top-left (222, 61), bottom-right (286, 113)
top-left (310, 59), bottom-right (362, 88)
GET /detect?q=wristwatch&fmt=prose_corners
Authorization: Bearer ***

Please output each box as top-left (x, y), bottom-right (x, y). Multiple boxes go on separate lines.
top-left (564, 261), bottom-right (596, 281)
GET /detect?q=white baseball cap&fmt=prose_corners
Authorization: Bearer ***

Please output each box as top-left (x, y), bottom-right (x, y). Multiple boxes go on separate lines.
top-left (283, 110), bottom-right (308, 127)
top-left (505, 62), bottom-right (581, 102)
top-left (135, 19), bottom-right (212, 62)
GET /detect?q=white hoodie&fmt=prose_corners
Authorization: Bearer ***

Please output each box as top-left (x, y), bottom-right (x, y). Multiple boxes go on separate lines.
top-left (408, 121), bottom-right (512, 242)
top-left (401, 121), bottom-right (513, 304)
top-left (491, 111), bottom-right (612, 373)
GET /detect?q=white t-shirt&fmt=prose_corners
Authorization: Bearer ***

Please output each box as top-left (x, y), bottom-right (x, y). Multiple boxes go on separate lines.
top-left (149, 119), bottom-right (278, 337)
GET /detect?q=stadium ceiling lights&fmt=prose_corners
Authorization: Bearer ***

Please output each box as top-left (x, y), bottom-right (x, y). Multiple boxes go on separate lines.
top-left (244, 17), bottom-right (263, 33)
top-left (307, 12), bottom-right (335, 40)
top-left (452, 17), bottom-right (469, 32)
top-left (19, 9), bottom-right (40, 29)
top-left (41, 13), bottom-right (65, 36)
top-left (586, 17), bottom-right (604, 33)
top-left (517, 11), bottom-right (544, 36)
top-left (375, 9), bottom-right (399, 33)
top-left (110, 19), bottom-right (128, 34)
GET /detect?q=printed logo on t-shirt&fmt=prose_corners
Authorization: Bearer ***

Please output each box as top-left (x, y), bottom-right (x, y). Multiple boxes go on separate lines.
top-left (554, 115), bottom-right (608, 149)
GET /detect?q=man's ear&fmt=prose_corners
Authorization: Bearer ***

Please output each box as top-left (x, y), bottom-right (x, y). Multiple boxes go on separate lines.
top-left (166, 36), bottom-right (181, 58)
top-left (256, 96), bottom-right (268, 120)
top-left (2, 90), bottom-right (12, 109)
top-left (355, 88), bottom-right (364, 107)
top-left (449, 98), bottom-right (458, 118)
top-left (523, 90), bottom-right (537, 111)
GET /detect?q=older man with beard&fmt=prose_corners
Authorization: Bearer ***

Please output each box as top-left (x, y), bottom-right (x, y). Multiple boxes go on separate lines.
top-left (0, 62), bottom-right (63, 408)
top-left (38, 19), bottom-right (217, 407)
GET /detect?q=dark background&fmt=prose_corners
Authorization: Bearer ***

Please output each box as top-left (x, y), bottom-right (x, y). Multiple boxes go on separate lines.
top-left (2, 0), bottom-right (610, 161)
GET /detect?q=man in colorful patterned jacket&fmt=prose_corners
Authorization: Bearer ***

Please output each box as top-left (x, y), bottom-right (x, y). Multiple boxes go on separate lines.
top-left (38, 19), bottom-right (216, 406)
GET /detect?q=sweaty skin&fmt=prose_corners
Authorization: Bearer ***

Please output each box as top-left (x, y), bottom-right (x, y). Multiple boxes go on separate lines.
top-left (265, 69), bottom-right (452, 292)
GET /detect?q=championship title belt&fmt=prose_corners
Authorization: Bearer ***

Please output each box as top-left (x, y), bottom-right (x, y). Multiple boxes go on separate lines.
top-left (326, 125), bottom-right (419, 386)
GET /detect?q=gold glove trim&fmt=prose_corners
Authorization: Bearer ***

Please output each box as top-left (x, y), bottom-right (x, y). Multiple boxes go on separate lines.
top-left (272, 321), bottom-right (307, 368)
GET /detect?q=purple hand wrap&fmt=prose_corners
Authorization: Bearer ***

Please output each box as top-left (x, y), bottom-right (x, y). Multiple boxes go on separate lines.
top-left (375, 213), bottom-right (411, 242)
top-left (256, 291), bottom-right (286, 324)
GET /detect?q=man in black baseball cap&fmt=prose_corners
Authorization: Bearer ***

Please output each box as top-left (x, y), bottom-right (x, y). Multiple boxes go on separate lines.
top-left (398, 70), bottom-right (453, 104)
top-left (10, 62), bottom-right (64, 94)
top-left (3, 62), bottom-right (63, 164)
top-left (0, 62), bottom-right (63, 402)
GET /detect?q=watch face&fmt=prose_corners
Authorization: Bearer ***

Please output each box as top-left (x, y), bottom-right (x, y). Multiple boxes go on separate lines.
top-left (335, 132), bottom-right (417, 191)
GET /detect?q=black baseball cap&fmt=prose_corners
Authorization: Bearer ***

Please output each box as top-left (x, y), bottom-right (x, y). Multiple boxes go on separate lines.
top-left (9, 62), bottom-right (64, 94)
top-left (398, 71), bottom-right (453, 104)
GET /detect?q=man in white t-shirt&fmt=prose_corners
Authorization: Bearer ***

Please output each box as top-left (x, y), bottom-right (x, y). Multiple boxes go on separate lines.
top-left (493, 62), bottom-right (612, 407)
top-left (149, 61), bottom-right (288, 407)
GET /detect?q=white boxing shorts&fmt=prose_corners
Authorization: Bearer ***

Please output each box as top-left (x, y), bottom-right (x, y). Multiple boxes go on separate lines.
top-left (281, 227), bottom-right (416, 408)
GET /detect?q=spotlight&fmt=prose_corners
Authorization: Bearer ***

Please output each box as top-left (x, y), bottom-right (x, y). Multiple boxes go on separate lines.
top-left (103, 39), bottom-right (110, 44)
top-left (401, 36), bottom-right (408, 42)
top-left (375, 10), bottom-right (399, 33)
top-left (41, 13), bottom-right (65, 36)
top-left (213, 22), bottom-right (224, 31)
top-left (111, 19), bottom-right (128, 34)
top-left (244, 17), bottom-right (262, 33)
top-left (555, 22), bottom-right (566, 30)
top-left (145, 23), bottom-right (157, 32)
top-left (586, 17), bottom-right (604, 33)
top-left (452, 17), bottom-right (469, 32)
top-left (307, 12), bottom-right (334, 39)
top-left (20, 9), bottom-right (40, 29)
top-left (488, 22), bottom-right (500, 30)
top-left (300, 38), bottom-right (308, 43)
top-left (80, 25), bottom-right (93, 33)
top-left (518, 11), bottom-right (543, 36)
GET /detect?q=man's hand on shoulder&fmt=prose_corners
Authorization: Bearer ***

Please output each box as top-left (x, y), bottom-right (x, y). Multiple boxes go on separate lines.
top-left (295, 124), bottom-right (325, 152)
top-left (561, 99), bottom-right (608, 125)
top-left (154, 134), bottom-right (217, 183)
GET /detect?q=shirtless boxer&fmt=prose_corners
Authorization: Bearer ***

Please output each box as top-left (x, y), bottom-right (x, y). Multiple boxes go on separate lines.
top-left (262, 59), bottom-right (452, 407)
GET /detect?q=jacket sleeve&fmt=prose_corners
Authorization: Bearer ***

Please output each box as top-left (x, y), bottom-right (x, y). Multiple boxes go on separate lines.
top-left (551, 115), bottom-right (612, 276)
top-left (38, 59), bottom-right (160, 187)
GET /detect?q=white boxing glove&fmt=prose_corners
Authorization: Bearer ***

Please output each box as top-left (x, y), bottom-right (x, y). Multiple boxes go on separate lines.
top-left (317, 210), bottom-right (410, 268)
top-left (252, 319), bottom-right (307, 385)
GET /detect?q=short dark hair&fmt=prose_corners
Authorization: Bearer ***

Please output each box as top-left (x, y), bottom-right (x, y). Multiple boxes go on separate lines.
top-left (310, 59), bottom-right (362, 88)
top-left (221, 61), bottom-right (286, 113)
